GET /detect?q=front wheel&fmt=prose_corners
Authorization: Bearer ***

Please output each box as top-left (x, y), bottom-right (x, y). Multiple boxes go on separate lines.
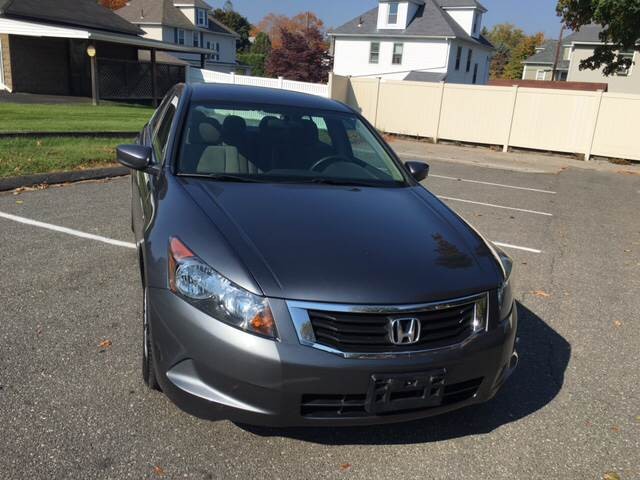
top-left (142, 287), bottom-right (160, 390)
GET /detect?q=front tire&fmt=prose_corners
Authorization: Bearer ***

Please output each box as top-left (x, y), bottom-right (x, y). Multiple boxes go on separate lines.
top-left (142, 287), bottom-right (160, 391)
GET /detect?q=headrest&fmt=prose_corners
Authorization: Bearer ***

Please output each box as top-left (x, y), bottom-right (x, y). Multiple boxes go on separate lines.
top-left (300, 120), bottom-right (319, 144)
top-left (259, 115), bottom-right (280, 131)
top-left (199, 122), bottom-right (221, 145)
top-left (222, 115), bottom-right (246, 145)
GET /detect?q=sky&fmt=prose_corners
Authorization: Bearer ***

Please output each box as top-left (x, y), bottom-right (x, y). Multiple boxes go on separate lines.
top-left (213, 0), bottom-right (564, 38)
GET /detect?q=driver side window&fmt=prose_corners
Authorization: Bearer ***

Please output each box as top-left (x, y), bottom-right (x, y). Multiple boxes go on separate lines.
top-left (343, 119), bottom-right (392, 175)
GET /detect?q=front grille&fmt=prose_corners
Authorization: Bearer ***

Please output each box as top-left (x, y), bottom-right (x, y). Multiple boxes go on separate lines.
top-left (301, 377), bottom-right (483, 418)
top-left (308, 300), bottom-right (479, 353)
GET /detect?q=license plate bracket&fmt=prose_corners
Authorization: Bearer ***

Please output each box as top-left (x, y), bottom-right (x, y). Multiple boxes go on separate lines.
top-left (365, 369), bottom-right (446, 414)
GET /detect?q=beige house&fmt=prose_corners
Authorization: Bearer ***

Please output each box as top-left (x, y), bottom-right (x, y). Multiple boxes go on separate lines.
top-left (522, 25), bottom-right (639, 94)
top-left (116, 0), bottom-right (239, 72)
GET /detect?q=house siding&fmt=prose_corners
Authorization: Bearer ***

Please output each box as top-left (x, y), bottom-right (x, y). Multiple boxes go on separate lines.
top-left (446, 39), bottom-right (491, 84)
top-left (333, 37), bottom-right (450, 80)
top-left (568, 45), bottom-right (640, 94)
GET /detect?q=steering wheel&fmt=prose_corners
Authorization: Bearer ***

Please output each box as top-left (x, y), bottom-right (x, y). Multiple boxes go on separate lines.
top-left (310, 155), bottom-right (370, 173)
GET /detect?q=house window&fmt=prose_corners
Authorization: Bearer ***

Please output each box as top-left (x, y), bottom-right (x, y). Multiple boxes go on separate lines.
top-left (616, 51), bottom-right (634, 76)
top-left (196, 8), bottom-right (208, 27)
top-left (472, 14), bottom-right (478, 34)
top-left (388, 2), bottom-right (399, 24)
top-left (209, 42), bottom-right (220, 61)
top-left (175, 28), bottom-right (185, 45)
top-left (466, 49), bottom-right (473, 72)
top-left (536, 69), bottom-right (546, 81)
top-left (455, 46), bottom-right (462, 70)
top-left (369, 42), bottom-right (380, 64)
top-left (472, 64), bottom-right (478, 83)
top-left (392, 43), bottom-right (403, 65)
top-left (193, 32), bottom-right (202, 48)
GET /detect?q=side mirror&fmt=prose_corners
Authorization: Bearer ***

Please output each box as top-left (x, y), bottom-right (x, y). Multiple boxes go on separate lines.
top-left (405, 161), bottom-right (430, 182)
top-left (116, 144), bottom-right (152, 171)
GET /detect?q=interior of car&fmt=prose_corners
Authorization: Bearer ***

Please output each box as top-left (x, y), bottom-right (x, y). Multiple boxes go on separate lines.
top-left (177, 105), bottom-right (404, 183)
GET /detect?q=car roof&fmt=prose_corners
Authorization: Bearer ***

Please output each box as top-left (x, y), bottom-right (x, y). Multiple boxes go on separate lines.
top-left (188, 83), bottom-right (353, 113)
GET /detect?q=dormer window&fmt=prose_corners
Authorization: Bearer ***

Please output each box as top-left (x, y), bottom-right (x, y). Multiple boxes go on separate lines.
top-left (388, 2), bottom-right (399, 24)
top-left (196, 8), bottom-right (209, 28)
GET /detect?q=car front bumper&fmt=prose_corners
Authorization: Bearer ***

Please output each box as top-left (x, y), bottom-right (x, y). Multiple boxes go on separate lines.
top-left (148, 288), bottom-right (518, 427)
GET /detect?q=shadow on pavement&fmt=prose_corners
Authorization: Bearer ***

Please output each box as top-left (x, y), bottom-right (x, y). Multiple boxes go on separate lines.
top-left (240, 302), bottom-right (571, 445)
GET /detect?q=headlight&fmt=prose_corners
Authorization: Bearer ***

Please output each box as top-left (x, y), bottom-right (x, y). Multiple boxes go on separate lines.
top-left (168, 237), bottom-right (277, 339)
top-left (495, 246), bottom-right (514, 321)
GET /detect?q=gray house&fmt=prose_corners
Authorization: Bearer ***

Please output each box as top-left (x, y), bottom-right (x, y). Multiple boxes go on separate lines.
top-left (523, 25), bottom-right (639, 94)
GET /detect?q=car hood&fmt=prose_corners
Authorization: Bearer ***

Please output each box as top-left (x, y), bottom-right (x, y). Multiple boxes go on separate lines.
top-left (181, 180), bottom-right (501, 304)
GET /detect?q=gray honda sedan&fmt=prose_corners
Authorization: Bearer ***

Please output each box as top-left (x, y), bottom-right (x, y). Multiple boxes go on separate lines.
top-left (117, 83), bottom-right (517, 426)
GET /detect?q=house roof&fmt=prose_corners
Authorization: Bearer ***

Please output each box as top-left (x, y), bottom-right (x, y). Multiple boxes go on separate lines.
top-left (206, 14), bottom-right (240, 37)
top-left (562, 24), bottom-right (603, 45)
top-left (404, 71), bottom-right (447, 82)
top-left (116, 0), bottom-right (194, 31)
top-left (329, 0), bottom-right (493, 49)
top-left (0, 0), bottom-right (142, 35)
top-left (522, 39), bottom-right (570, 68)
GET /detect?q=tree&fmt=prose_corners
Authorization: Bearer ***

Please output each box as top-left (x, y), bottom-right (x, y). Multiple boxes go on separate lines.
top-left (237, 33), bottom-right (272, 77)
top-left (253, 12), bottom-right (326, 49)
top-left (252, 32), bottom-right (272, 55)
top-left (266, 26), bottom-right (331, 83)
top-left (98, 0), bottom-right (126, 9)
top-left (484, 23), bottom-right (527, 79)
top-left (212, 8), bottom-right (253, 52)
top-left (503, 32), bottom-right (545, 79)
top-left (556, 0), bottom-right (640, 75)
top-left (484, 24), bottom-right (545, 79)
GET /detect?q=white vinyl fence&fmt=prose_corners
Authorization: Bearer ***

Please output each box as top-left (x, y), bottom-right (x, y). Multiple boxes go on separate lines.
top-left (329, 75), bottom-right (640, 162)
top-left (187, 68), bottom-right (329, 98)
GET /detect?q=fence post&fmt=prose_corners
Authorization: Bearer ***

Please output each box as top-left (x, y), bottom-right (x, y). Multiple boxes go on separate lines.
top-left (434, 81), bottom-right (446, 143)
top-left (373, 77), bottom-right (382, 129)
top-left (327, 73), bottom-right (334, 99)
top-left (230, 72), bottom-right (236, 84)
top-left (278, 76), bottom-right (284, 89)
top-left (585, 89), bottom-right (604, 162)
top-left (503, 85), bottom-right (519, 152)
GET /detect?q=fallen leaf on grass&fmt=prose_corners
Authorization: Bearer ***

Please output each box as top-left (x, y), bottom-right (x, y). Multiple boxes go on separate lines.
top-left (603, 472), bottom-right (621, 480)
top-left (340, 463), bottom-right (351, 471)
top-left (152, 466), bottom-right (165, 476)
top-left (98, 339), bottom-right (112, 351)
top-left (532, 290), bottom-right (551, 298)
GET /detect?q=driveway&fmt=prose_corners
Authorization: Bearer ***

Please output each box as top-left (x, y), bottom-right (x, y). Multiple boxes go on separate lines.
top-left (0, 154), bottom-right (638, 479)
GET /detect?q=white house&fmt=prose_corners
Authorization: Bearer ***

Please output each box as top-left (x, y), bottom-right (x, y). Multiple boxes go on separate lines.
top-left (329, 0), bottom-right (494, 84)
top-left (116, 0), bottom-right (239, 72)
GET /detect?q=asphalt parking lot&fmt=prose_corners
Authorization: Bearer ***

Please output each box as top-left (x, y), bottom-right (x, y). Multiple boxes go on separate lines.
top-left (0, 152), bottom-right (638, 479)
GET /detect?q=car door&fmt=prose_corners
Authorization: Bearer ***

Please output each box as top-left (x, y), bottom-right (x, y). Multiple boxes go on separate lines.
top-left (133, 89), bottom-right (180, 240)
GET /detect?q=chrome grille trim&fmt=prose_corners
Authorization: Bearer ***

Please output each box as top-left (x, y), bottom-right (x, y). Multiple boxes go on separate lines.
top-left (286, 292), bottom-right (489, 359)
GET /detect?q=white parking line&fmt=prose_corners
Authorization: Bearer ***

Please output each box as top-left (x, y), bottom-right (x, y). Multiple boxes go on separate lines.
top-left (430, 174), bottom-right (556, 195)
top-left (0, 211), bottom-right (136, 249)
top-left (438, 195), bottom-right (554, 217)
top-left (1, 210), bottom-right (543, 256)
top-left (493, 242), bottom-right (542, 254)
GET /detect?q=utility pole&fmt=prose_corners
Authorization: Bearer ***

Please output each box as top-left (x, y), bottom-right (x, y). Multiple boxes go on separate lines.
top-left (551, 25), bottom-right (566, 81)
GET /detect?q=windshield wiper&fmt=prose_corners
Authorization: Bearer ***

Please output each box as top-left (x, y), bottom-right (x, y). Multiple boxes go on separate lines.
top-left (178, 173), bottom-right (265, 183)
top-left (304, 178), bottom-right (388, 188)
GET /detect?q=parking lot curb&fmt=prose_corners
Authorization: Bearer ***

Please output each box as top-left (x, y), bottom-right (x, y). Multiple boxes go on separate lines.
top-left (0, 167), bottom-right (129, 192)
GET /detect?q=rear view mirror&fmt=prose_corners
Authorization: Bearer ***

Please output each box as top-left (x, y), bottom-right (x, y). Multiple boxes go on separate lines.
top-left (405, 161), bottom-right (430, 182)
top-left (117, 145), bottom-right (152, 171)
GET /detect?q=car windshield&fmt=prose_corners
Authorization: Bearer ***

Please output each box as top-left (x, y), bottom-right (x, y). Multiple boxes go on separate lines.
top-left (177, 103), bottom-right (407, 187)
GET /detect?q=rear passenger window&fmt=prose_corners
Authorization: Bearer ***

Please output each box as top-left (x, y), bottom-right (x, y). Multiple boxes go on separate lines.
top-left (153, 97), bottom-right (178, 161)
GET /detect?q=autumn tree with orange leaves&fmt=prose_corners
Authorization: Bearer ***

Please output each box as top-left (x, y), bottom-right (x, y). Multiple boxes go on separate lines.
top-left (99, 0), bottom-right (127, 9)
top-left (253, 12), bottom-right (325, 49)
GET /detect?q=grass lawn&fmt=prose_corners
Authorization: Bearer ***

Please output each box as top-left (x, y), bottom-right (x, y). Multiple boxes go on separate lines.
top-left (0, 137), bottom-right (134, 178)
top-left (0, 103), bottom-right (153, 133)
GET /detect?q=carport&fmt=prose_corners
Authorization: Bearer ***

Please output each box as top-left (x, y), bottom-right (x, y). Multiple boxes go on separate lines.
top-left (0, 0), bottom-right (210, 105)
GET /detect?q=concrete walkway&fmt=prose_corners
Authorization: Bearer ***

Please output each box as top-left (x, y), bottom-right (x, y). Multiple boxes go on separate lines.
top-left (391, 138), bottom-right (640, 175)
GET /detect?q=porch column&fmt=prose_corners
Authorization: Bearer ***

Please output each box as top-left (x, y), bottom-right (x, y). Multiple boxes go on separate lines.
top-left (87, 43), bottom-right (99, 106)
top-left (200, 54), bottom-right (206, 69)
top-left (151, 48), bottom-right (158, 107)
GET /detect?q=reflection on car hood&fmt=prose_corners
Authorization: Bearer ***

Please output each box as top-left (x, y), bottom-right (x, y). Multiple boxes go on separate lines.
top-left (181, 180), bottom-right (501, 304)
